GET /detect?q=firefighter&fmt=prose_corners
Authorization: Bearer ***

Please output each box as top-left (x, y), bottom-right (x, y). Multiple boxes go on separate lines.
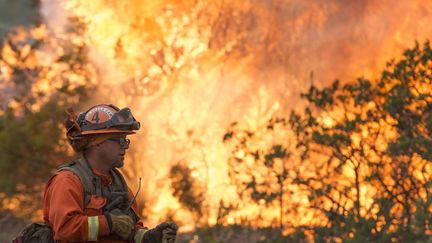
top-left (43, 104), bottom-right (177, 243)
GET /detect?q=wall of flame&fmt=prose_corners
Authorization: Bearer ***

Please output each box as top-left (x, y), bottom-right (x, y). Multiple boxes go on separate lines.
top-left (35, 0), bottom-right (432, 230)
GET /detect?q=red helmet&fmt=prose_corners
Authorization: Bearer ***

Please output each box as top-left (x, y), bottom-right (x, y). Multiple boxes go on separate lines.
top-left (64, 104), bottom-right (140, 151)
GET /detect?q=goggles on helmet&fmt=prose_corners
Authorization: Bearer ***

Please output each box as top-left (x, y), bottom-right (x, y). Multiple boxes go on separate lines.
top-left (72, 104), bottom-right (140, 136)
top-left (80, 107), bottom-right (140, 131)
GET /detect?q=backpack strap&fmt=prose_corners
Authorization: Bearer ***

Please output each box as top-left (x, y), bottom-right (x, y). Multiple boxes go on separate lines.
top-left (110, 168), bottom-right (128, 193)
top-left (57, 157), bottom-right (99, 206)
top-left (56, 158), bottom-right (130, 211)
top-left (107, 169), bottom-right (140, 222)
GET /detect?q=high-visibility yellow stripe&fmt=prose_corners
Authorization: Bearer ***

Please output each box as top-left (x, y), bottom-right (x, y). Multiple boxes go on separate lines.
top-left (134, 228), bottom-right (148, 243)
top-left (87, 216), bottom-right (99, 241)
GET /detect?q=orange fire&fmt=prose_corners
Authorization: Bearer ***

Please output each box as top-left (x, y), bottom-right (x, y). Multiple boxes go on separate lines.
top-left (29, 0), bottom-right (432, 231)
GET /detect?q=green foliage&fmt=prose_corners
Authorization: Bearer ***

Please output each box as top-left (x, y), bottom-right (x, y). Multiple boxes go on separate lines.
top-left (1, 101), bottom-right (67, 195)
top-left (0, 26), bottom-right (94, 197)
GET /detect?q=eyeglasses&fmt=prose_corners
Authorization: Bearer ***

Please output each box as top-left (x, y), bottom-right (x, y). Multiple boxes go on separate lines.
top-left (108, 137), bottom-right (130, 149)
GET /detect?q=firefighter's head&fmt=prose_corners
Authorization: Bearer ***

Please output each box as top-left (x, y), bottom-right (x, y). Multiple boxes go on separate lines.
top-left (64, 104), bottom-right (140, 167)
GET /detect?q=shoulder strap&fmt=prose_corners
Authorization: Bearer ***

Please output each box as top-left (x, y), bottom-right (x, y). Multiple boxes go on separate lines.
top-left (108, 169), bottom-right (140, 222)
top-left (57, 157), bottom-right (100, 206)
top-left (110, 168), bottom-right (128, 193)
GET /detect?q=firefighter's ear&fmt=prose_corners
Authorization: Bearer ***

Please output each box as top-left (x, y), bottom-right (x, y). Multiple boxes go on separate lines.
top-left (87, 135), bottom-right (110, 149)
top-left (90, 142), bottom-right (102, 151)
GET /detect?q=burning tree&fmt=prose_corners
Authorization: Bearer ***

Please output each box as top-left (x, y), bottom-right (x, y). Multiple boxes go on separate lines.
top-left (289, 41), bottom-right (432, 241)
top-left (223, 118), bottom-right (300, 233)
top-left (221, 41), bottom-right (432, 241)
top-left (169, 161), bottom-right (206, 225)
top-left (58, 1), bottom-right (432, 235)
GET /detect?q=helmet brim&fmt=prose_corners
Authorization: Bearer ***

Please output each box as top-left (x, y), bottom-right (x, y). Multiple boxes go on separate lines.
top-left (80, 128), bottom-right (136, 135)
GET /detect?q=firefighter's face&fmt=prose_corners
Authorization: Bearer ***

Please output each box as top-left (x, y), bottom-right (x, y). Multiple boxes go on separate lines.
top-left (100, 135), bottom-right (129, 168)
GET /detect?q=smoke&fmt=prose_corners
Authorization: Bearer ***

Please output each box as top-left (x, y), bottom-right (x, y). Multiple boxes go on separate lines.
top-left (40, 0), bottom-right (70, 32)
top-left (39, 0), bottom-right (432, 226)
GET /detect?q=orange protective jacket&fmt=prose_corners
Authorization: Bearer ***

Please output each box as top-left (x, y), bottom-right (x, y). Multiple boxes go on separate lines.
top-left (43, 170), bottom-right (146, 243)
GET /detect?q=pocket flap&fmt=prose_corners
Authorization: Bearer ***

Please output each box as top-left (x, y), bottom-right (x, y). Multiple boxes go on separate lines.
top-left (86, 195), bottom-right (106, 210)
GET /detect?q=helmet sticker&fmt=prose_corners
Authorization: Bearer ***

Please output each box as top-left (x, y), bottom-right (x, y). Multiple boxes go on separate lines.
top-left (85, 106), bottom-right (115, 124)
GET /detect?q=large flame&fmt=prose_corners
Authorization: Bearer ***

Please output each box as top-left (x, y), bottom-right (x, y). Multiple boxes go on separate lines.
top-left (34, 0), bottom-right (432, 230)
